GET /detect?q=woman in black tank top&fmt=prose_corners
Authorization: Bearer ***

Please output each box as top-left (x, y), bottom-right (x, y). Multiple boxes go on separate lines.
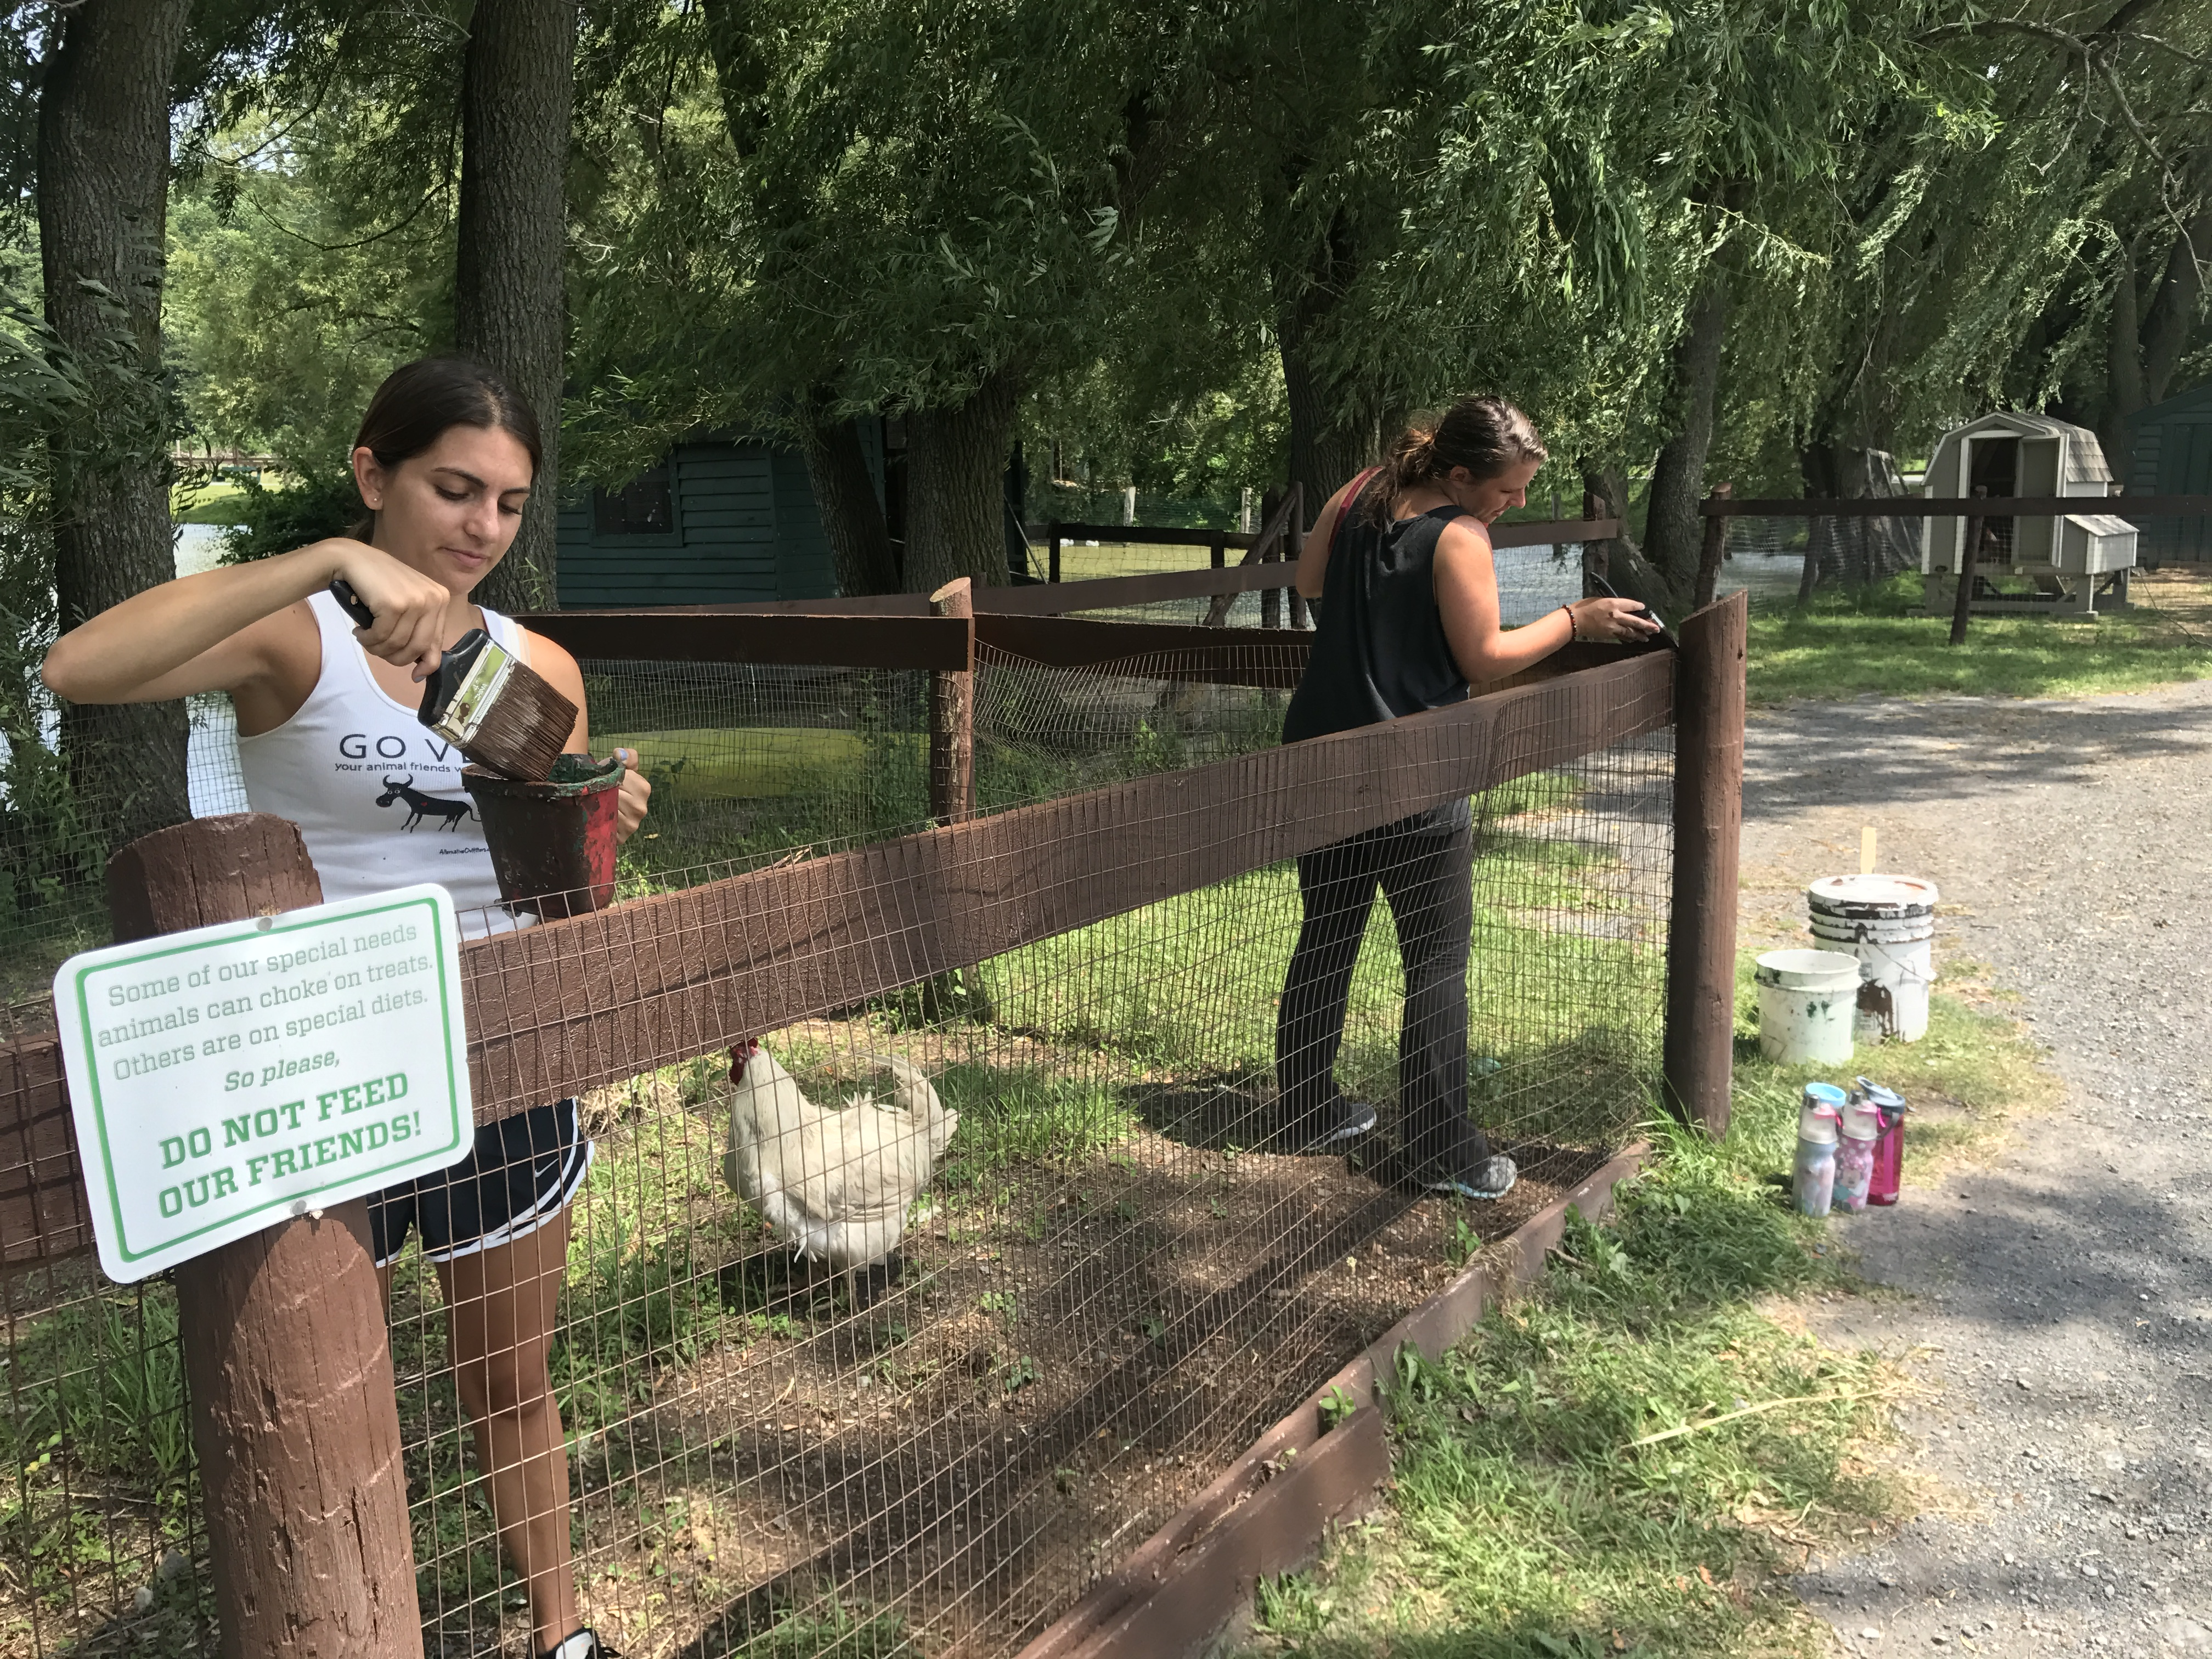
top-left (1274, 396), bottom-right (1657, 1199)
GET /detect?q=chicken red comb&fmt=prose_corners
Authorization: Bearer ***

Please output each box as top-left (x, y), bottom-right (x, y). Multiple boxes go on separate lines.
top-left (730, 1038), bottom-right (759, 1079)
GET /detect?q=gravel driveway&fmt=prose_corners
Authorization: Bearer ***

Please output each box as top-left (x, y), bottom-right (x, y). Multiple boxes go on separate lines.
top-left (1739, 676), bottom-right (2212, 1659)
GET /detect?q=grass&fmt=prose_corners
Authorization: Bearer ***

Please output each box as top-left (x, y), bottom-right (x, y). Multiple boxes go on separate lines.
top-left (170, 479), bottom-right (255, 524)
top-left (1238, 967), bottom-right (2053, 1659)
top-left (1747, 572), bottom-right (2212, 705)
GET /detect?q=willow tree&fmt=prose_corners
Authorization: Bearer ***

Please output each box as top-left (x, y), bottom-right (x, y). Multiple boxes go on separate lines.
top-left (566, 0), bottom-right (1214, 594)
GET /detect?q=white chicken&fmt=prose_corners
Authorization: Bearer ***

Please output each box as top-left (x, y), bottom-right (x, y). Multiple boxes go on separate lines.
top-left (721, 1040), bottom-right (958, 1277)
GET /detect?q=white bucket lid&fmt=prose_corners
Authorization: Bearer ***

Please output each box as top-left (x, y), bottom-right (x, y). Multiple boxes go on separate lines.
top-left (1808, 874), bottom-right (1940, 917)
top-left (1754, 949), bottom-right (1863, 991)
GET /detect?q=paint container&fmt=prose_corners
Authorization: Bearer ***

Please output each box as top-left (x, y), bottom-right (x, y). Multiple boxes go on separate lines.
top-left (464, 753), bottom-right (624, 919)
top-left (1807, 875), bottom-right (1939, 1044)
top-left (1859, 1079), bottom-right (1908, 1206)
top-left (1794, 1084), bottom-right (1846, 1218)
top-left (1833, 1094), bottom-right (1881, 1212)
top-left (1754, 949), bottom-right (1861, 1065)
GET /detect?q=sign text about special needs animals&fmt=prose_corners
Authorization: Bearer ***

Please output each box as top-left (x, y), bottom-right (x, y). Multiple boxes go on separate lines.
top-left (54, 884), bottom-right (473, 1282)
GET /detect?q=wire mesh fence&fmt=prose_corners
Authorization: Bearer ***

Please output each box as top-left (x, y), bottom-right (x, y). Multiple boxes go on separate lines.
top-left (0, 634), bottom-right (1675, 1658)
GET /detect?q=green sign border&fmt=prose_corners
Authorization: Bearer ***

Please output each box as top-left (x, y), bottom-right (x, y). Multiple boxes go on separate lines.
top-left (68, 892), bottom-right (467, 1263)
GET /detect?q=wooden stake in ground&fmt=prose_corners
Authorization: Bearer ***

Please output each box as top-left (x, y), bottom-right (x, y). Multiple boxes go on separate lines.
top-left (928, 576), bottom-right (976, 826)
top-left (923, 579), bottom-right (987, 1022)
top-left (107, 814), bottom-right (420, 1657)
top-left (1948, 503), bottom-right (1987, 646)
top-left (1663, 591), bottom-right (1747, 1137)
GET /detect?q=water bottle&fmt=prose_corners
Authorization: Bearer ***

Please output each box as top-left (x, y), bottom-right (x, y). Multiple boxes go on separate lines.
top-left (1859, 1078), bottom-right (1907, 1206)
top-left (1834, 1093), bottom-right (1881, 1212)
top-left (1793, 1083), bottom-right (1846, 1218)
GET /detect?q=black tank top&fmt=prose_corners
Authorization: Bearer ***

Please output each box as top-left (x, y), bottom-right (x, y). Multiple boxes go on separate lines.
top-left (1283, 483), bottom-right (1472, 746)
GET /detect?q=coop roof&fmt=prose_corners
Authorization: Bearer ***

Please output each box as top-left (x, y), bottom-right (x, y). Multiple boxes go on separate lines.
top-left (1934, 410), bottom-right (2115, 486)
top-left (2063, 512), bottom-right (2135, 538)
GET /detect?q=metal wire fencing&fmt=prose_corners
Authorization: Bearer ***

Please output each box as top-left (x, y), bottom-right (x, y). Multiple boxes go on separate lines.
top-left (0, 640), bottom-right (1675, 1659)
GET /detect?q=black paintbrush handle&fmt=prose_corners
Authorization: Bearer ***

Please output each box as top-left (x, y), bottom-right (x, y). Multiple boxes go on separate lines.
top-left (1584, 572), bottom-right (1678, 648)
top-left (328, 578), bottom-right (376, 630)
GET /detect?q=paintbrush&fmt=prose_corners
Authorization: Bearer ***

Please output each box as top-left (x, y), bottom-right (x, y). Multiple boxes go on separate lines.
top-left (329, 578), bottom-right (577, 781)
top-left (1584, 571), bottom-right (1678, 649)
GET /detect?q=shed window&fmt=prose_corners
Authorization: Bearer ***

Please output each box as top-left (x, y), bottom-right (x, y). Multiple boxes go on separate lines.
top-left (593, 467), bottom-right (675, 537)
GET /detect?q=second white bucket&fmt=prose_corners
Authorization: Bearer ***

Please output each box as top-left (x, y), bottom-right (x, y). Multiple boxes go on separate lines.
top-left (1754, 949), bottom-right (1862, 1065)
top-left (1807, 874), bottom-right (1939, 1043)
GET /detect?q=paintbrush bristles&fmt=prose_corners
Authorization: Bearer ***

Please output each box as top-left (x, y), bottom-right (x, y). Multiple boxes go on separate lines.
top-left (464, 660), bottom-right (575, 781)
top-left (416, 629), bottom-right (578, 781)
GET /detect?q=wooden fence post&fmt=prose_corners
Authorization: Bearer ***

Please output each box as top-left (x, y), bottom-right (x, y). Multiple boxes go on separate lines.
top-left (106, 813), bottom-right (420, 1656)
top-left (1260, 487), bottom-right (1283, 630)
top-left (1947, 504), bottom-right (1985, 646)
top-left (1581, 486), bottom-right (1608, 594)
top-left (1663, 591), bottom-right (1746, 1138)
top-left (1048, 526), bottom-right (1062, 585)
top-left (1286, 483), bottom-right (1309, 632)
top-left (1691, 483), bottom-right (1731, 608)
top-left (929, 577), bottom-right (977, 825)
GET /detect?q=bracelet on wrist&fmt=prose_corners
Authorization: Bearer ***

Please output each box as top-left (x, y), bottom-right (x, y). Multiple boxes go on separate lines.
top-left (1561, 602), bottom-right (1579, 643)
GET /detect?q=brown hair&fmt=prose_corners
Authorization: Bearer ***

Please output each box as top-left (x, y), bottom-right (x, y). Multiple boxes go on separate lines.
top-left (351, 357), bottom-right (543, 536)
top-left (1365, 394), bottom-right (1546, 522)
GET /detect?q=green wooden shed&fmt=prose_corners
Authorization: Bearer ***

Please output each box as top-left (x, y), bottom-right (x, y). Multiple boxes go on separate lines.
top-left (2124, 382), bottom-right (2212, 565)
top-left (556, 430), bottom-right (883, 605)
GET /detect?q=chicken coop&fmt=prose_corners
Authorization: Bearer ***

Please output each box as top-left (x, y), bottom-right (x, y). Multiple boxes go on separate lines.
top-left (0, 575), bottom-right (1713, 1659)
top-left (1921, 410), bottom-right (2138, 615)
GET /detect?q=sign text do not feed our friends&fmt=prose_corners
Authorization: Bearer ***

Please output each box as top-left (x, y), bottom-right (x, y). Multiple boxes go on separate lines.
top-left (52, 883), bottom-right (474, 1283)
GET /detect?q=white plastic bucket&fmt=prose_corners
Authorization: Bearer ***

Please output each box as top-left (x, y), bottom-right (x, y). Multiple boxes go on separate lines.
top-left (1754, 949), bottom-right (1861, 1065)
top-left (1807, 875), bottom-right (1939, 1044)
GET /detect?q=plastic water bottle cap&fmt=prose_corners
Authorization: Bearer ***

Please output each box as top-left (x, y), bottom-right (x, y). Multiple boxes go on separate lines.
top-left (1841, 1100), bottom-right (1882, 1141)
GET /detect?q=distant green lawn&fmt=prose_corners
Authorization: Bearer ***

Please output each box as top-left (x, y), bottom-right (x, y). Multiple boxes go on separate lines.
top-left (1747, 571), bottom-right (2212, 705)
top-left (171, 480), bottom-right (250, 524)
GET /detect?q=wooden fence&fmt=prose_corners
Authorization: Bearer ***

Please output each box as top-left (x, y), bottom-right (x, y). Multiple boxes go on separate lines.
top-left (0, 591), bottom-right (1742, 1655)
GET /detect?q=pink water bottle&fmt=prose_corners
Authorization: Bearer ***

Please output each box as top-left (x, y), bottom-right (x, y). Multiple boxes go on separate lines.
top-left (1859, 1078), bottom-right (1907, 1206)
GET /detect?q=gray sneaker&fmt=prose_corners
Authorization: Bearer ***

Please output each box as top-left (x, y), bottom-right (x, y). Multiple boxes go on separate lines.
top-left (1425, 1154), bottom-right (1517, 1200)
top-left (1281, 1097), bottom-right (1379, 1154)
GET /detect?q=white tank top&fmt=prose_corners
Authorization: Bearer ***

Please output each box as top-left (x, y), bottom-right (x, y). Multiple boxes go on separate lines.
top-left (239, 591), bottom-right (536, 938)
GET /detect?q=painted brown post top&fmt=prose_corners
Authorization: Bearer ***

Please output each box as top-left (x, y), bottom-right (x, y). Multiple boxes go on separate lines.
top-left (108, 813), bottom-right (323, 943)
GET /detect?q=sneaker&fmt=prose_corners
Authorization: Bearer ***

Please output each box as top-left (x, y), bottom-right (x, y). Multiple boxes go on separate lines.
top-left (1279, 1097), bottom-right (1378, 1154)
top-left (542, 1632), bottom-right (620, 1659)
top-left (1425, 1154), bottom-right (1517, 1201)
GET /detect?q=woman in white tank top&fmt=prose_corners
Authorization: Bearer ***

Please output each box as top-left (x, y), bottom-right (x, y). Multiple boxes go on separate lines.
top-left (44, 359), bottom-right (644, 1659)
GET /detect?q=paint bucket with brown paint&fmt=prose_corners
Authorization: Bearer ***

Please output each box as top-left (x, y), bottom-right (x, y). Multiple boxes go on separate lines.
top-left (1807, 874), bottom-right (1938, 1044)
top-left (464, 753), bottom-right (623, 919)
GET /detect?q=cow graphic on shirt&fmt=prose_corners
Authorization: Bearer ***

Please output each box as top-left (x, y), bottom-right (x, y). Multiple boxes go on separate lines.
top-left (375, 775), bottom-right (476, 831)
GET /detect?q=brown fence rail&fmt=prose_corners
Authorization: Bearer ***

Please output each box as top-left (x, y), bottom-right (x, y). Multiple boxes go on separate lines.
top-left (0, 600), bottom-right (1738, 1658)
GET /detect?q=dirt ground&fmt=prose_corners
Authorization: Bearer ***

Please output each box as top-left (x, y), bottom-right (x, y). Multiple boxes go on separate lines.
top-left (458, 1039), bottom-right (1611, 1659)
top-left (1740, 677), bottom-right (2212, 1659)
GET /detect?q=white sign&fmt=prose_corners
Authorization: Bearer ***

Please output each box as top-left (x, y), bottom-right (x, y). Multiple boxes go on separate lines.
top-left (52, 883), bottom-right (474, 1283)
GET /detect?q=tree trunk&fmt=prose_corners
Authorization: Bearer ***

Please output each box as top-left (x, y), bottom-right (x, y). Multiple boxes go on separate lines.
top-left (38, 0), bottom-right (193, 844)
top-left (795, 410), bottom-right (900, 597)
top-left (1577, 458), bottom-right (1675, 614)
top-left (903, 368), bottom-right (1021, 594)
top-left (1641, 259), bottom-right (1733, 608)
top-left (2103, 198), bottom-right (2211, 465)
top-left (1277, 211), bottom-right (1375, 514)
top-left (454, 0), bottom-right (574, 614)
top-left (1282, 339), bottom-right (1375, 515)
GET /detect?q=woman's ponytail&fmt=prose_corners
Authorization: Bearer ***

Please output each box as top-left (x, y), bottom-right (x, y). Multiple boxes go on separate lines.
top-left (1363, 394), bottom-right (1545, 522)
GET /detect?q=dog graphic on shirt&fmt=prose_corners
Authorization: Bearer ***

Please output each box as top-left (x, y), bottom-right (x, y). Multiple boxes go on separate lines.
top-left (375, 775), bottom-right (476, 831)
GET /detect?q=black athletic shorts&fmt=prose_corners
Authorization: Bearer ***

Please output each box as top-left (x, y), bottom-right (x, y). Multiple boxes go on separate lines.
top-left (368, 1098), bottom-right (592, 1268)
